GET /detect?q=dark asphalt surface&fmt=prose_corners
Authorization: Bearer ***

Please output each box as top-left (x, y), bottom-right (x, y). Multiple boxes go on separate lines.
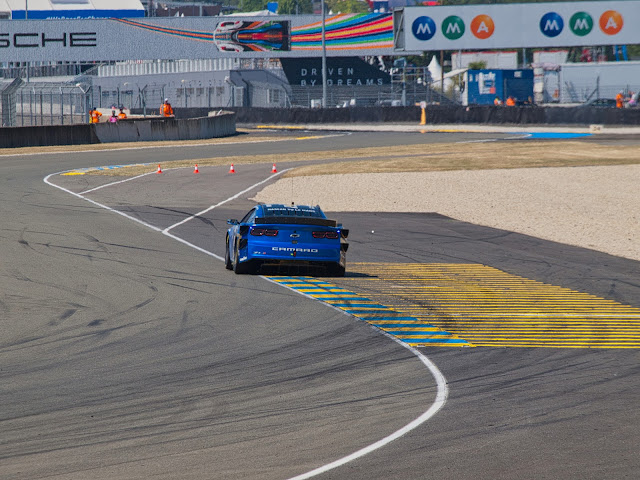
top-left (1, 129), bottom-right (639, 479)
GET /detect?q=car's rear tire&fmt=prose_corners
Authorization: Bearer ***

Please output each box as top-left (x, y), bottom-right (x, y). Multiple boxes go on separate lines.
top-left (225, 236), bottom-right (233, 270)
top-left (233, 242), bottom-right (252, 274)
top-left (327, 263), bottom-right (346, 277)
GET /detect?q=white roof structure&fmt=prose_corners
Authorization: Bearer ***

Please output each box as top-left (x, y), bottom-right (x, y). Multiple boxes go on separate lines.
top-left (0, 0), bottom-right (144, 19)
top-left (225, 9), bottom-right (277, 17)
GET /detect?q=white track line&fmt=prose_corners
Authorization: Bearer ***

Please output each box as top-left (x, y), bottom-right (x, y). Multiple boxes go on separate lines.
top-left (44, 165), bottom-right (449, 478)
top-left (263, 278), bottom-right (449, 480)
top-left (289, 343), bottom-right (447, 479)
top-left (44, 172), bottom-right (163, 233)
top-left (79, 172), bottom-right (156, 195)
top-left (163, 168), bottom-right (291, 234)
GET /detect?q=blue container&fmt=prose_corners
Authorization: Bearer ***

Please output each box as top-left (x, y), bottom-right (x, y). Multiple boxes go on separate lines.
top-left (467, 69), bottom-right (534, 105)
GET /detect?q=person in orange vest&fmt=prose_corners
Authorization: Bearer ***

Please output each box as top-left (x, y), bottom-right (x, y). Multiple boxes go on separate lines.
top-left (616, 91), bottom-right (624, 108)
top-left (117, 106), bottom-right (127, 120)
top-left (506, 96), bottom-right (516, 106)
top-left (160, 98), bottom-right (174, 117)
top-left (494, 96), bottom-right (503, 106)
top-left (89, 107), bottom-right (102, 124)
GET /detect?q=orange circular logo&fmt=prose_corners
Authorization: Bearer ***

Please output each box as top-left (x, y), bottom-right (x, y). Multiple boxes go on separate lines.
top-left (471, 15), bottom-right (495, 39)
top-left (599, 10), bottom-right (623, 35)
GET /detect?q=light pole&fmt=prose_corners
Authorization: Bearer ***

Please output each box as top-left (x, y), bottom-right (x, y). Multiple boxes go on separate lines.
top-left (76, 83), bottom-right (91, 123)
top-left (25, 0), bottom-right (30, 82)
top-left (122, 82), bottom-right (129, 108)
top-left (321, 0), bottom-right (327, 108)
top-left (139, 85), bottom-right (148, 117)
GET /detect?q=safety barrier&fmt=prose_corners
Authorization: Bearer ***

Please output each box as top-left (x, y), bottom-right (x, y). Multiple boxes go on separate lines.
top-left (2, 105), bottom-right (639, 149)
top-left (114, 105), bottom-right (640, 126)
top-left (0, 111), bottom-right (236, 149)
top-left (226, 105), bottom-right (640, 126)
top-left (93, 113), bottom-right (236, 143)
top-left (0, 124), bottom-right (95, 149)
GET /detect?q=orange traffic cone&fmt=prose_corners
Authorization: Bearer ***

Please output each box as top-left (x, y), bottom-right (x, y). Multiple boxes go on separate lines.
top-left (271, 163), bottom-right (277, 173)
top-left (229, 163), bottom-right (236, 174)
top-left (156, 164), bottom-right (162, 174)
top-left (194, 164), bottom-right (199, 174)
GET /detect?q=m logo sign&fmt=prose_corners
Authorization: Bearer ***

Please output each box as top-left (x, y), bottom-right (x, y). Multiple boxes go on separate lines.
top-left (442, 16), bottom-right (465, 40)
top-left (540, 12), bottom-right (564, 38)
top-left (411, 16), bottom-right (436, 41)
top-left (570, 12), bottom-right (593, 36)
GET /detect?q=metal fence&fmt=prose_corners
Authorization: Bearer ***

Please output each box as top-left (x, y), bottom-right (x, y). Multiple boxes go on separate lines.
top-left (0, 62), bottom-right (97, 80)
top-left (560, 77), bottom-right (638, 104)
top-left (288, 83), bottom-right (452, 108)
top-left (95, 83), bottom-right (167, 115)
top-left (1, 80), bottom-right (91, 127)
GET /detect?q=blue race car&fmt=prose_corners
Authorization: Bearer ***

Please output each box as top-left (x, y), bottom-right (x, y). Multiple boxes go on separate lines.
top-left (225, 204), bottom-right (349, 276)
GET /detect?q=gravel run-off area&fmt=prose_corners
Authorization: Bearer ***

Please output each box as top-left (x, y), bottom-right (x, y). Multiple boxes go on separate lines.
top-left (253, 164), bottom-right (640, 262)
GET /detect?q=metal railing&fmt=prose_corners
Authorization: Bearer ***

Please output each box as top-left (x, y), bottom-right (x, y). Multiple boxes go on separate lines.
top-left (1, 81), bottom-right (91, 127)
top-left (288, 83), bottom-right (453, 108)
top-left (0, 62), bottom-right (99, 81)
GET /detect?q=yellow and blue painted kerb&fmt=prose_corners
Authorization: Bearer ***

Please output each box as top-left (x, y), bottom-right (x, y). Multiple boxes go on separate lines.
top-left (337, 263), bottom-right (640, 349)
top-left (268, 276), bottom-right (472, 348)
top-left (62, 163), bottom-right (153, 175)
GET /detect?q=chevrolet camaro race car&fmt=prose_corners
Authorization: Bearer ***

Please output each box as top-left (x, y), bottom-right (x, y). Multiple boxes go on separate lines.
top-left (225, 204), bottom-right (349, 276)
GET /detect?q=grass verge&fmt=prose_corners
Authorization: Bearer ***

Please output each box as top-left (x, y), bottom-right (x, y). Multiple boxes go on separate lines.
top-left (83, 140), bottom-right (640, 177)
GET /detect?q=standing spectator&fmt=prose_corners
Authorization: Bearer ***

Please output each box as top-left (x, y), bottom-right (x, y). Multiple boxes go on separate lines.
top-left (118, 107), bottom-right (127, 120)
top-left (160, 98), bottom-right (174, 117)
top-left (494, 96), bottom-right (503, 106)
top-left (89, 107), bottom-right (102, 124)
top-left (506, 96), bottom-right (516, 106)
top-left (616, 91), bottom-right (624, 108)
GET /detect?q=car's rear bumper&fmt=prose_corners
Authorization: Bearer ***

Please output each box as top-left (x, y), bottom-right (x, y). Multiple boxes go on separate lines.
top-left (247, 251), bottom-right (342, 264)
top-left (245, 241), bottom-right (342, 264)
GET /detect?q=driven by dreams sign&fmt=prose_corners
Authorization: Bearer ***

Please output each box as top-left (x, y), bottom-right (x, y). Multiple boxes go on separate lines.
top-left (280, 57), bottom-right (390, 87)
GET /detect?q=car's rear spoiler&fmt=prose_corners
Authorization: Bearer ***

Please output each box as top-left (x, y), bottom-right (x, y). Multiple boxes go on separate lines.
top-left (255, 217), bottom-right (337, 227)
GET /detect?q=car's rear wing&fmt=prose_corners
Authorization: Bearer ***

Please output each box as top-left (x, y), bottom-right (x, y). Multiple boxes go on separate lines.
top-left (255, 217), bottom-right (337, 227)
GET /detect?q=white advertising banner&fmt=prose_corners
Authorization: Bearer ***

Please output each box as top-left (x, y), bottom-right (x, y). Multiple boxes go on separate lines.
top-left (398, 1), bottom-right (640, 51)
top-left (0, 13), bottom-right (395, 62)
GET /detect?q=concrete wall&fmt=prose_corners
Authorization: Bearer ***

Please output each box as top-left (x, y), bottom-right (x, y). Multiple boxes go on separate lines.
top-left (93, 113), bottom-right (236, 143)
top-left (2, 105), bottom-right (639, 149)
top-left (227, 105), bottom-right (640, 126)
top-left (132, 105), bottom-right (640, 125)
top-left (0, 124), bottom-right (96, 149)
top-left (0, 111), bottom-right (236, 149)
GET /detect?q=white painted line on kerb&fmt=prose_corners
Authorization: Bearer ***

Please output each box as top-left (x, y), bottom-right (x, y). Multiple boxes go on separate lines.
top-left (44, 166), bottom-right (449, 478)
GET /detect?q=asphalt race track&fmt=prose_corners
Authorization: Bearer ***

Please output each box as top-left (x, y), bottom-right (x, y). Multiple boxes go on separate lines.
top-left (2, 130), bottom-right (639, 479)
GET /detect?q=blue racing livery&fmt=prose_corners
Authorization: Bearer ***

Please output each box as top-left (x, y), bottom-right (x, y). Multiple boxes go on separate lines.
top-left (225, 204), bottom-right (349, 276)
